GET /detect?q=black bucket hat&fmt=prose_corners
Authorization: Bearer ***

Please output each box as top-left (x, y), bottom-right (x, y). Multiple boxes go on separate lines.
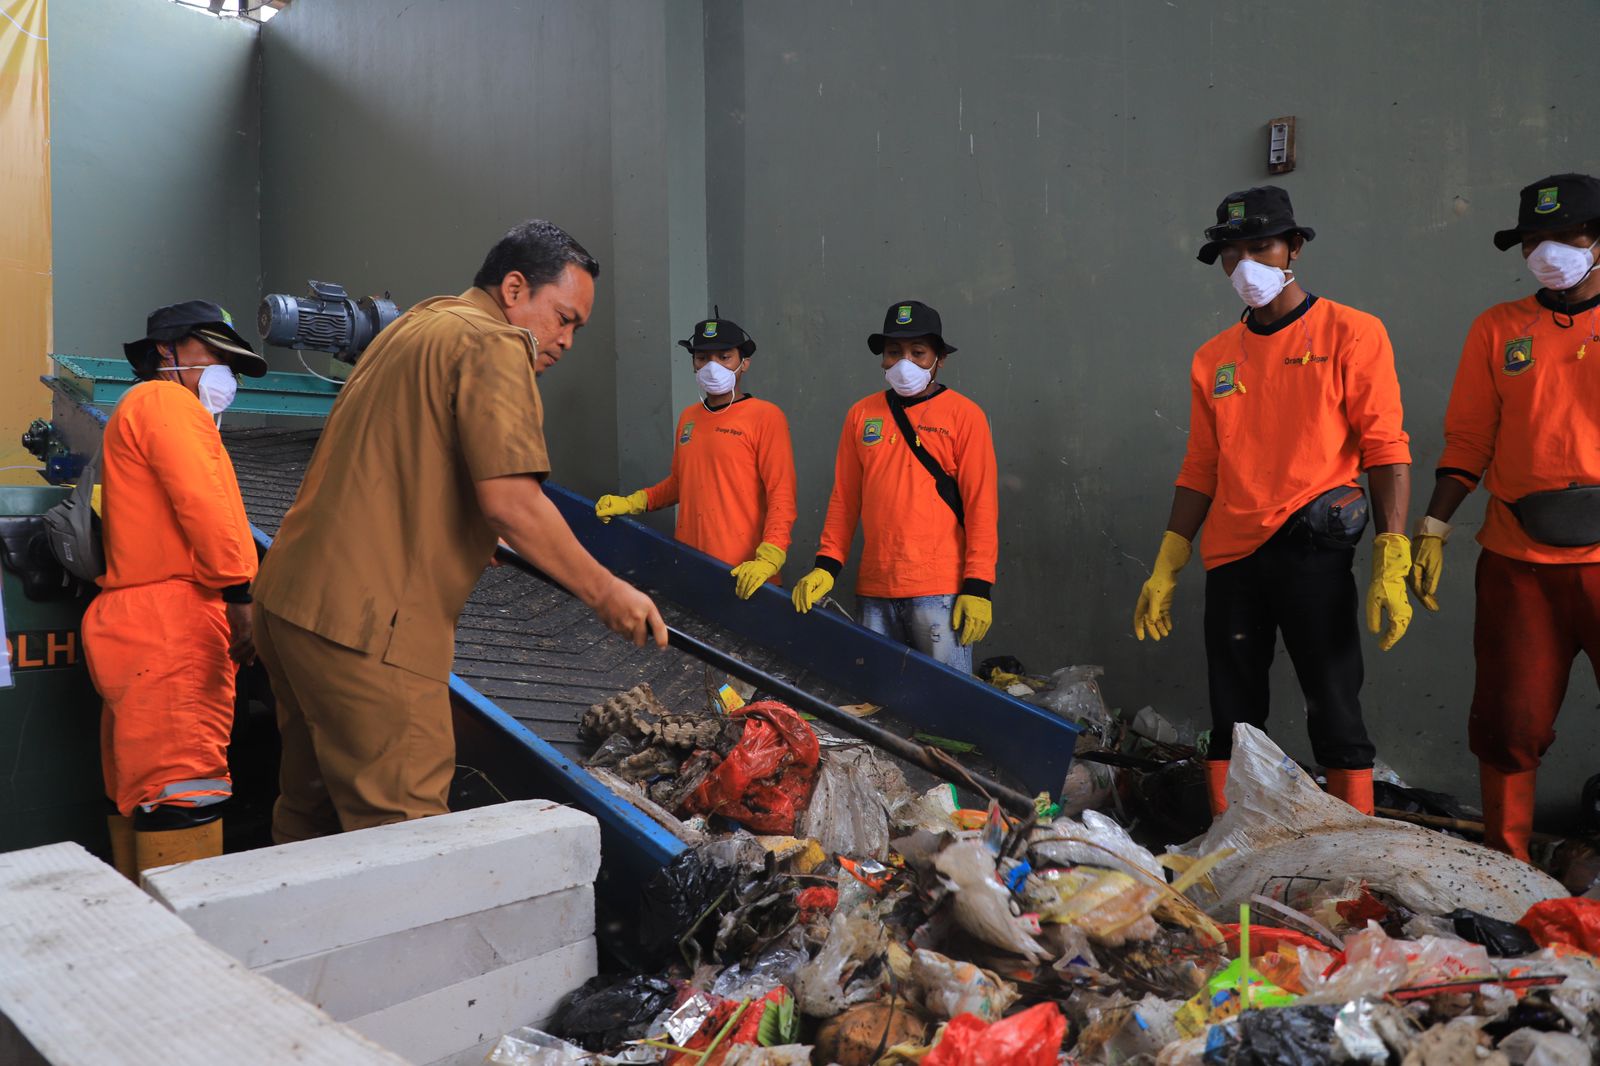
top-left (867, 300), bottom-right (957, 355)
top-left (123, 300), bottom-right (268, 378)
top-left (1197, 185), bottom-right (1316, 265)
top-left (1493, 173), bottom-right (1600, 251)
top-left (677, 311), bottom-right (756, 358)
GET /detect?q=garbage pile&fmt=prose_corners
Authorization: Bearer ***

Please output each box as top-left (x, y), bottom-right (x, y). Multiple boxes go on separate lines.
top-left (486, 674), bottom-right (1600, 1064)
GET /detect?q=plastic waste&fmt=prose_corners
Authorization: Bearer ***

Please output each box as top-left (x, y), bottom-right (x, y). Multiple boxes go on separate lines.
top-left (933, 839), bottom-right (1048, 960)
top-left (795, 906), bottom-right (889, 1018)
top-left (1057, 759), bottom-right (1117, 818)
top-left (719, 1046), bottom-right (813, 1066)
top-left (1518, 898), bottom-right (1600, 955)
top-left (1176, 724), bottom-right (1566, 921)
top-left (921, 1002), bottom-right (1067, 1066)
top-left (1033, 809), bottom-right (1164, 883)
top-left (1024, 865), bottom-right (1162, 946)
top-left (1230, 1004), bottom-right (1340, 1064)
top-left (1028, 665), bottom-right (1113, 739)
top-left (488, 1027), bottom-right (617, 1065)
top-left (1294, 923), bottom-right (1492, 1005)
top-left (892, 783), bottom-right (963, 834)
top-left (1497, 1029), bottom-right (1590, 1066)
top-left (1174, 906), bottom-right (1297, 1037)
top-left (710, 943), bottom-right (809, 1001)
top-left (800, 747), bottom-right (891, 861)
top-left (1449, 908), bottom-right (1540, 957)
top-left (1332, 999), bottom-right (1392, 1063)
top-left (682, 701), bottom-right (820, 834)
top-left (909, 948), bottom-right (1019, 1022)
top-left (638, 844), bottom-right (748, 965)
top-left (552, 974), bottom-right (676, 1052)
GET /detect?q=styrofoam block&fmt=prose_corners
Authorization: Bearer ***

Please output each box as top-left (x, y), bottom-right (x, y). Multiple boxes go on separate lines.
top-left (350, 937), bottom-right (598, 1065)
top-left (262, 884), bottom-right (595, 1020)
top-left (0, 843), bottom-right (408, 1066)
top-left (144, 799), bottom-right (600, 968)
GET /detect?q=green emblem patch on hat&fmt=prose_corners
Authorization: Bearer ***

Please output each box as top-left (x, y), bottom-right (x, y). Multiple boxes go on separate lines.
top-left (1502, 336), bottom-right (1535, 375)
top-left (1535, 187), bottom-right (1561, 215)
top-left (895, 305), bottom-right (913, 325)
top-left (1227, 201), bottom-right (1246, 225)
top-left (703, 321), bottom-right (719, 338)
top-left (220, 308), bottom-right (233, 326)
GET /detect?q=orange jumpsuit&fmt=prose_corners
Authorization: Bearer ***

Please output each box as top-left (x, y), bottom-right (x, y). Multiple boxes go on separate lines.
top-left (81, 381), bottom-right (256, 817)
top-left (644, 397), bottom-right (797, 573)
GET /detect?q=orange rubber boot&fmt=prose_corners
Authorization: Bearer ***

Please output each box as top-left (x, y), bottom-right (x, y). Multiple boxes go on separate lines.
top-left (1480, 764), bottom-right (1536, 863)
top-left (1324, 768), bottom-right (1375, 816)
top-left (1205, 760), bottom-right (1230, 817)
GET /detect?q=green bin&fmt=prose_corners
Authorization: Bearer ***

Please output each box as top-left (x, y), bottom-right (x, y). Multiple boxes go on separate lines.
top-left (0, 485), bottom-right (105, 854)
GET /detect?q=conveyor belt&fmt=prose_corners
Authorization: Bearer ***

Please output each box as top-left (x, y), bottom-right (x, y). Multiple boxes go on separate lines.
top-left (225, 427), bottom-right (863, 761)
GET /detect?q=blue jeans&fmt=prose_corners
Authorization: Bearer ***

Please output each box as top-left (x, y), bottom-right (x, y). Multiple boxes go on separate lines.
top-left (858, 594), bottom-right (973, 674)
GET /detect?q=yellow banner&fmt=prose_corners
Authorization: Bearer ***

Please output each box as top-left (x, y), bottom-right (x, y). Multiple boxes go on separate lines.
top-left (0, 0), bottom-right (50, 484)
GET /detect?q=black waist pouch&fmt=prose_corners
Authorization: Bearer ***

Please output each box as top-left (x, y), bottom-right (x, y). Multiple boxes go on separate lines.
top-left (1293, 485), bottom-right (1370, 549)
top-left (1510, 486), bottom-right (1600, 547)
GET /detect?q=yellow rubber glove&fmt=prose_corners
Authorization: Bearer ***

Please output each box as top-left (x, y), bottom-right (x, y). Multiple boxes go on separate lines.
top-left (1133, 531), bottom-right (1192, 641)
top-left (1367, 532), bottom-right (1414, 651)
top-left (1409, 516), bottom-right (1451, 612)
top-left (594, 489), bottom-right (648, 523)
top-left (790, 568), bottom-right (835, 613)
top-left (730, 542), bottom-right (786, 600)
top-left (952, 595), bottom-right (992, 646)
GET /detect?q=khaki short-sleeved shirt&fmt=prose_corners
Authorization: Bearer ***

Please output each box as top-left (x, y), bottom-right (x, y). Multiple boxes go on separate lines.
top-left (255, 287), bottom-right (549, 681)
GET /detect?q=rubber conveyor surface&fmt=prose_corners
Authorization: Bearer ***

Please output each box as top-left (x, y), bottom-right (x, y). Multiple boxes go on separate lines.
top-left (224, 427), bottom-right (971, 776)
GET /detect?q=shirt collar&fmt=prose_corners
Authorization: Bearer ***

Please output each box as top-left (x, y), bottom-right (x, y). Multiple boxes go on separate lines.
top-left (459, 286), bottom-right (510, 322)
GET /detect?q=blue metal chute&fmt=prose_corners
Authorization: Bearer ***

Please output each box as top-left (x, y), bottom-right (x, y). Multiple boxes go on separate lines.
top-left (539, 484), bottom-right (1082, 799)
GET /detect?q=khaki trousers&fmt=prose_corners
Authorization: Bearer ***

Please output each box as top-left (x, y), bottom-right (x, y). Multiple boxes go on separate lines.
top-left (254, 606), bottom-right (453, 843)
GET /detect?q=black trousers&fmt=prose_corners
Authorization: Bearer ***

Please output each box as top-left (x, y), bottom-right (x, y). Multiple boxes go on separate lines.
top-left (1203, 522), bottom-right (1374, 769)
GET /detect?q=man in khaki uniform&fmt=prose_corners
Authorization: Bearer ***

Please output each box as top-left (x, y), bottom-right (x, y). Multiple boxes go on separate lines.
top-left (253, 219), bottom-right (666, 843)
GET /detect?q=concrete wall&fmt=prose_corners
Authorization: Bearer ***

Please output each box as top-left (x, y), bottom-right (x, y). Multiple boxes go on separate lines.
top-left (703, 0), bottom-right (1600, 813)
top-left (259, 0), bottom-right (706, 497)
top-left (50, 0), bottom-right (260, 362)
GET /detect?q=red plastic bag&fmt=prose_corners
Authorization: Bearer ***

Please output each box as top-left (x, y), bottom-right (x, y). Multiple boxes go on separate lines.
top-left (1518, 897), bottom-right (1600, 955)
top-left (682, 701), bottom-right (820, 834)
top-left (922, 1003), bottom-right (1066, 1066)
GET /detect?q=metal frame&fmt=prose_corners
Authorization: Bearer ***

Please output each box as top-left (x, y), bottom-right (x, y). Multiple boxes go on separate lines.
top-left (48, 355), bottom-right (342, 418)
top-left (542, 485), bottom-right (1082, 797)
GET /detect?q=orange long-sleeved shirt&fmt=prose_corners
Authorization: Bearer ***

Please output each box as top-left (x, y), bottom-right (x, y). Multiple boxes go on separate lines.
top-left (817, 387), bottom-right (999, 599)
top-left (99, 380), bottom-right (257, 591)
top-left (1439, 291), bottom-right (1600, 564)
top-left (1177, 296), bottom-right (1411, 569)
top-left (643, 397), bottom-right (797, 570)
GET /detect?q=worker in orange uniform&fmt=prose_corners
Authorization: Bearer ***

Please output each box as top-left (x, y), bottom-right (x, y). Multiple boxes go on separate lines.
top-left (82, 301), bottom-right (264, 877)
top-left (791, 301), bottom-right (998, 673)
top-left (1132, 187), bottom-right (1414, 818)
top-left (594, 315), bottom-right (797, 598)
top-left (1411, 173), bottom-right (1600, 862)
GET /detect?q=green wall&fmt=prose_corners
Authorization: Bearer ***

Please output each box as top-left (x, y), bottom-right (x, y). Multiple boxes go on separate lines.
top-left (703, 0), bottom-right (1600, 814)
top-left (50, 0), bottom-right (260, 361)
top-left (43, 0), bottom-right (1600, 817)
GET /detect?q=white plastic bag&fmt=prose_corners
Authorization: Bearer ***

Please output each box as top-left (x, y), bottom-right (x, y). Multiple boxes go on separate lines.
top-left (800, 746), bottom-right (892, 860)
top-left (933, 839), bottom-right (1048, 961)
top-left (1032, 809), bottom-right (1163, 883)
top-left (1175, 724), bottom-right (1565, 921)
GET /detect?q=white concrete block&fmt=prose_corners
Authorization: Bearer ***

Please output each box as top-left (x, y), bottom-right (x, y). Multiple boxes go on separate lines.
top-left (262, 884), bottom-right (595, 1020)
top-left (144, 799), bottom-right (601, 968)
top-left (350, 937), bottom-right (598, 1066)
top-left (0, 843), bottom-right (407, 1066)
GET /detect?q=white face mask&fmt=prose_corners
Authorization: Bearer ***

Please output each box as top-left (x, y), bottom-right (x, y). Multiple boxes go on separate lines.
top-left (885, 357), bottom-right (933, 397)
top-left (158, 362), bottom-right (238, 415)
top-left (695, 358), bottom-right (739, 396)
top-left (1230, 258), bottom-right (1292, 308)
top-left (1527, 240), bottom-right (1598, 292)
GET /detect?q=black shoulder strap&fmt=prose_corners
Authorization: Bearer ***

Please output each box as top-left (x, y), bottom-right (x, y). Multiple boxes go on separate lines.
top-left (885, 392), bottom-right (964, 526)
